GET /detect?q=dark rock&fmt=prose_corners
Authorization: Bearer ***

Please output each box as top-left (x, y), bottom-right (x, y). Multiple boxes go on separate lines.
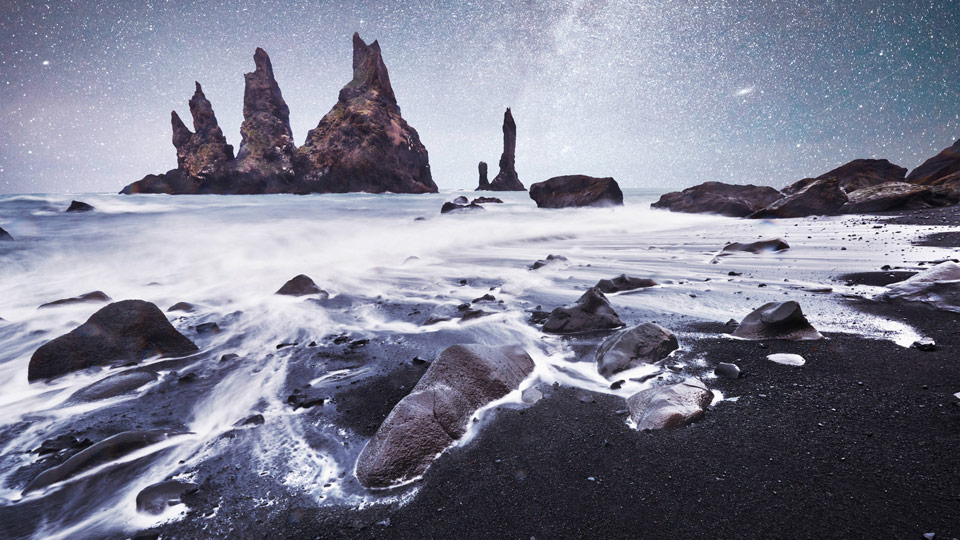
top-left (276, 274), bottom-right (328, 297)
top-left (530, 254), bottom-right (568, 270)
top-left (460, 309), bottom-right (492, 322)
top-left (28, 300), bottom-right (198, 381)
top-left (235, 413), bottom-right (265, 426)
top-left (171, 82), bottom-right (235, 180)
top-left (907, 138), bottom-right (960, 186)
top-left (651, 182), bottom-right (781, 217)
top-left (23, 430), bottom-right (175, 493)
top-left (784, 159), bottom-right (908, 195)
top-left (194, 322), bottom-right (221, 335)
top-left (220, 353), bottom-right (239, 362)
top-left (135, 480), bottom-right (198, 515)
top-left (356, 344), bottom-right (534, 487)
top-left (749, 177), bottom-right (848, 218)
top-left (120, 169), bottom-right (200, 195)
top-left (38, 291), bottom-right (111, 309)
top-left (542, 287), bottom-right (624, 334)
top-left (287, 393), bottom-right (326, 410)
top-left (441, 201), bottom-right (484, 214)
top-left (595, 274), bottom-right (657, 293)
top-left (529, 175), bottom-right (623, 208)
top-left (627, 379), bottom-right (713, 430)
top-left (840, 182), bottom-right (960, 213)
top-left (0, 226), bottom-right (12, 241)
top-left (67, 369), bottom-right (159, 402)
top-left (472, 196), bottom-right (503, 204)
top-left (731, 301), bottom-right (823, 340)
top-left (720, 238), bottom-right (790, 254)
top-left (167, 302), bottom-right (197, 313)
top-left (715, 362), bottom-right (740, 378)
top-left (66, 200), bottom-right (95, 212)
top-left (452, 195), bottom-right (469, 205)
top-left (472, 294), bottom-right (495, 303)
top-left (296, 33), bottom-right (436, 194)
top-left (912, 337), bottom-right (937, 351)
top-left (34, 435), bottom-right (91, 455)
top-left (595, 323), bottom-right (679, 379)
top-left (477, 108), bottom-right (524, 191)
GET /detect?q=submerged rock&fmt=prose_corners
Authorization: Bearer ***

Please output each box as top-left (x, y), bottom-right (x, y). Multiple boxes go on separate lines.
top-left (907, 138), bottom-right (960, 186)
top-left (530, 254), bottom-right (568, 270)
top-left (721, 238), bottom-right (790, 254)
top-left (595, 275), bottom-right (657, 293)
top-left (23, 430), bottom-right (175, 493)
top-left (275, 274), bottom-right (328, 297)
top-left (167, 302), bottom-right (197, 313)
top-left (879, 261), bottom-right (960, 313)
top-left (750, 177), bottom-right (848, 218)
top-left (529, 175), bottom-right (623, 208)
top-left (627, 379), bottom-right (713, 430)
top-left (28, 300), bottom-right (198, 381)
top-left (651, 182), bottom-right (781, 217)
top-left (477, 108), bottom-right (525, 191)
top-left (595, 323), bottom-right (679, 379)
top-left (136, 480), bottom-right (198, 515)
top-left (731, 301), bottom-right (823, 340)
top-left (440, 201), bottom-right (483, 214)
top-left (295, 33), bottom-right (437, 194)
top-left (542, 287), bottom-right (624, 334)
top-left (66, 200), bottom-right (95, 212)
top-left (840, 182), bottom-right (960, 213)
top-left (38, 291), bottom-right (111, 309)
top-left (356, 344), bottom-right (534, 488)
top-left (0, 226), bottom-right (12, 241)
top-left (472, 196), bottom-right (502, 204)
top-left (67, 369), bottom-right (159, 402)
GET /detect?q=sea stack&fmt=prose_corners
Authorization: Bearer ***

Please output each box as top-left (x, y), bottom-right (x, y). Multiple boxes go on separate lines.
top-left (295, 33), bottom-right (437, 194)
top-left (478, 108), bottom-right (525, 191)
top-left (477, 161), bottom-right (489, 189)
top-left (172, 82), bottom-right (235, 179)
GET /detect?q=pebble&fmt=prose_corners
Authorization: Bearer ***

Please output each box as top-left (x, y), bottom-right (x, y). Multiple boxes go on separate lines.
top-left (767, 353), bottom-right (805, 366)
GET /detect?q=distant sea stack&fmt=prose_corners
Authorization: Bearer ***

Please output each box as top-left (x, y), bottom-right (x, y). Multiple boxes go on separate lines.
top-left (121, 33), bottom-right (435, 195)
top-left (295, 33), bottom-right (437, 194)
top-left (476, 108), bottom-right (525, 191)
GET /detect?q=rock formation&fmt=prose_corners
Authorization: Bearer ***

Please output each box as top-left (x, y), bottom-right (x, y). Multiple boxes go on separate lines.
top-left (793, 159), bottom-right (907, 194)
top-left (907, 138), bottom-right (960, 185)
top-left (651, 182), bottom-right (782, 217)
top-left (122, 34), bottom-right (436, 195)
top-left (529, 175), bottom-right (624, 208)
top-left (295, 33), bottom-right (437, 194)
top-left (477, 108), bottom-right (525, 191)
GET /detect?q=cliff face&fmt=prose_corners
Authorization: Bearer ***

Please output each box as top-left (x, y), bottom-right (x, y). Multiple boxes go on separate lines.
top-left (121, 35), bottom-right (435, 195)
top-left (908, 139), bottom-right (960, 186)
top-left (294, 33), bottom-right (437, 194)
top-left (477, 108), bottom-right (525, 191)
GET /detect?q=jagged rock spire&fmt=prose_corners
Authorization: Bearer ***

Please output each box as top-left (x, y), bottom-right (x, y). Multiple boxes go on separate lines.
top-left (235, 48), bottom-right (296, 178)
top-left (169, 82), bottom-right (233, 178)
top-left (479, 108), bottom-right (525, 191)
top-left (339, 32), bottom-right (397, 107)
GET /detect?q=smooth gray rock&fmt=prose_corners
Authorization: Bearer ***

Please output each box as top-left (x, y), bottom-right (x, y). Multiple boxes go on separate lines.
top-left (135, 480), bottom-right (198, 515)
top-left (595, 323), bottom-right (679, 379)
top-left (879, 262), bottom-right (960, 313)
top-left (67, 369), bottom-right (159, 402)
top-left (715, 362), bottom-right (740, 379)
top-left (627, 379), bottom-right (713, 430)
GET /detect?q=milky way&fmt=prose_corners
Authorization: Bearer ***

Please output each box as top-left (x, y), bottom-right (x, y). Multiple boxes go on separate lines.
top-left (1, 0), bottom-right (958, 193)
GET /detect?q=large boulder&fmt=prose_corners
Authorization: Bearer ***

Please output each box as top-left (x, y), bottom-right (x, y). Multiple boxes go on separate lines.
top-left (840, 182), bottom-right (960, 213)
top-left (595, 323), bottom-right (679, 379)
top-left (356, 344), bottom-right (534, 487)
top-left (651, 182), bottom-right (781, 217)
top-left (542, 287), bottom-right (624, 334)
top-left (731, 301), bottom-right (823, 340)
top-left (783, 159), bottom-right (907, 195)
top-left (529, 175), bottom-right (623, 208)
top-left (595, 274), bottom-right (657, 293)
top-left (23, 430), bottom-right (175, 493)
top-left (476, 108), bottom-right (524, 191)
top-left (295, 34), bottom-right (437, 194)
top-left (28, 300), bottom-right (198, 381)
top-left (879, 261), bottom-right (960, 313)
top-left (627, 379), bottom-right (713, 430)
top-left (749, 177), bottom-right (847, 218)
top-left (907, 138), bottom-right (960, 185)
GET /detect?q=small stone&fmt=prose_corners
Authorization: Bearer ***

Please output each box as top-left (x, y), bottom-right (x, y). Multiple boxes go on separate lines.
top-left (766, 353), bottom-right (805, 366)
top-left (715, 362), bottom-right (740, 379)
top-left (912, 337), bottom-right (937, 351)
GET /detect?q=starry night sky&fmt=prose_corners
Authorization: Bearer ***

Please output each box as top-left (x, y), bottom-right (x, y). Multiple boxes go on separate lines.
top-left (1, 0), bottom-right (958, 194)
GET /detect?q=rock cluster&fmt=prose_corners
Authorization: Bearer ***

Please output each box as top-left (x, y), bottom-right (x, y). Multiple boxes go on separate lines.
top-left (122, 34), bottom-right (435, 195)
top-left (476, 108), bottom-right (525, 191)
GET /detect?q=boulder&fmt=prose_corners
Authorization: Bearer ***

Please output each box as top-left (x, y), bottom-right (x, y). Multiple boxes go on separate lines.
top-left (595, 274), bottom-right (657, 293)
top-left (840, 182), bottom-right (960, 213)
top-left (0, 226), bottom-right (12, 241)
top-left (66, 200), bottom-right (95, 212)
top-left (879, 261), bottom-right (960, 313)
top-left (731, 301), bottom-right (823, 340)
top-left (907, 138), bottom-right (960, 185)
top-left (529, 175), bottom-right (623, 208)
top-left (136, 480), bottom-right (198, 515)
top-left (783, 159), bottom-right (907, 195)
top-left (275, 274), bottom-right (327, 297)
top-left (749, 177), bottom-right (847, 218)
top-left (476, 161), bottom-right (489, 190)
top-left (542, 287), bottom-right (624, 334)
top-left (67, 369), bottom-right (159, 402)
top-left (452, 195), bottom-right (469, 205)
top-left (714, 362), bottom-right (740, 378)
top-left (651, 182), bottom-right (781, 217)
top-left (28, 300), bottom-right (198, 381)
top-left (38, 291), bottom-right (111, 309)
top-left (595, 323), bottom-right (679, 378)
top-left (627, 379), bottom-right (713, 430)
top-left (720, 238), bottom-right (790, 254)
top-left (356, 344), bottom-right (534, 487)
top-left (295, 33), bottom-right (437, 194)
top-left (472, 196), bottom-right (503, 204)
top-left (441, 201), bottom-right (483, 214)
top-left (23, 430), bottom-right (175, 493)
top-left (477, 108), bottom-right (525, 191)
